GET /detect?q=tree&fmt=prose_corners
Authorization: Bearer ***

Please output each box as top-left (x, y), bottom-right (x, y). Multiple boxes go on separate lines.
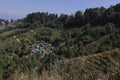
top-left (105, 23), bottom-right (116, 33)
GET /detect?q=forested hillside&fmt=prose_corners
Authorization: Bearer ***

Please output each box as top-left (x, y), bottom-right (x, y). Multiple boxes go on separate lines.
top-left (0, 3), bottom-right (120, 80)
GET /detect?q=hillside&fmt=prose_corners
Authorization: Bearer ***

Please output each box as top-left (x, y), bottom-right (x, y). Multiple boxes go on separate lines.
top-left (10, 48), bottom-right (120, 80)
top-left (0, 3), bottom-right (120, 80)
top-left (39, 48), bottom-right (120, 80)
top-left (64, 48), bottom-right (120, 80)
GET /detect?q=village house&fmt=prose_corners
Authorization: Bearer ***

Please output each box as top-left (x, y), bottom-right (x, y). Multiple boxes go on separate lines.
top-left (0, 21), bottom-right (6, 26)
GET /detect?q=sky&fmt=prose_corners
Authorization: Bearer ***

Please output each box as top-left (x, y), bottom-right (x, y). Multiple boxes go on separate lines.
top-left (0, 0), bottom-right (120, 20)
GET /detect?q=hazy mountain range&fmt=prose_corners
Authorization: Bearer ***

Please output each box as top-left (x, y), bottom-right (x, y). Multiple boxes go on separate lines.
top-left (0, 11), bottom-right (26, 20)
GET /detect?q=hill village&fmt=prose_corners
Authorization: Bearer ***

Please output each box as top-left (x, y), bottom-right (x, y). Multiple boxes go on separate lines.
top-left (30, 40), bottom-right (54, 56)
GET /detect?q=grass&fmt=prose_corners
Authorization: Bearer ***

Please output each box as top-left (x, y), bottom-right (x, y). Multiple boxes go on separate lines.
top-left (50, 29), bottom-right (62, 41)
top-left (0, 28), bottom-right (39, 48)
top-left (63, 48), bottom-right (120, 80)
top-left (0, 29), bottom-right (19, 37)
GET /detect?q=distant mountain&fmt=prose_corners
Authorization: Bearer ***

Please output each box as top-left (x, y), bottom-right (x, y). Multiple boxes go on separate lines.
top-left (0, 12), bottom-right (25, 20)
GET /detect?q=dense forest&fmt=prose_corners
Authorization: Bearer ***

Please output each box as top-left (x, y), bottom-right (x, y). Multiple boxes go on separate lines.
top-left (0, 3), bottom-right (120, 80)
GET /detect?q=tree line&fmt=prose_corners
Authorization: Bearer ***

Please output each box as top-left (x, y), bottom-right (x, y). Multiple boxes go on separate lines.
top-left (24, 3), bottom-right (120, 29)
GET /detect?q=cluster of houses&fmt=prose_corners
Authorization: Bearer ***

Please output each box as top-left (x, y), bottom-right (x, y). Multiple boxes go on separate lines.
top-left (0, 21), bottom-right (6, 26)
top-left (30, 41), bottom-right (54, 55)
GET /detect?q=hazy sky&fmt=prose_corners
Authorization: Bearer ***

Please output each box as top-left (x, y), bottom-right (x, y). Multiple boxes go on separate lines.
top-left (0, 0), bottom-right (120, 20)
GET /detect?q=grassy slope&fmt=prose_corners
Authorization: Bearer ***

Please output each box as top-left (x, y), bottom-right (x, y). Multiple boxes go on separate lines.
top-left (0, 29), bottom-right (35, 48)
top-left (0, 27), bottom-right (61, 48)
top-left (10, 48), bottom-right (120, 80)
top-left (63, 48), bottom-right (120, 80)
top-left (50, 29), bottom-right (62, 41)
top-left (0, 30), bottom-right (17, 48)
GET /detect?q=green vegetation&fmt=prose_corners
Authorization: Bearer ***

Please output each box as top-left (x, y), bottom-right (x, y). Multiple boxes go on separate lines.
top-left (0, 3), bottom-right (120, 80)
